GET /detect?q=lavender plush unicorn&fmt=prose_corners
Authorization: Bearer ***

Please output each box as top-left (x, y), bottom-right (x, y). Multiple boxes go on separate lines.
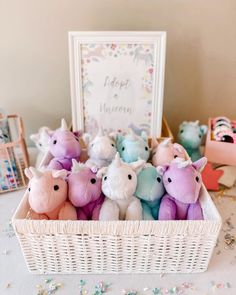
top-left (178, 121), bottom-right (208, 161)
top-left (68, 160), bottom-right (104, 220)
top-left (152, 138), bottom-right (189, 167)
top-left (24, 167), bottom-right (77, 220)
top-left (116, 130), bottom-right (150, 163)
top-left (47, 119), bottom-right (82, 170)
top-left (158, 157), bottom-right (207, 220)
top-left (83, 128), bottom-right (117, 169)
top-left (97, 153), bottom-right (145, 220)
top-left (135, 165), bottom-right (165, 220)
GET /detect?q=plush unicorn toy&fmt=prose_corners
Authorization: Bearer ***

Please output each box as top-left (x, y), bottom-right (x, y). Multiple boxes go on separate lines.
top-left (116, 130), bottom-right (150, 163)
top-left (158, 157), bottom-right (207, 220)
top-left (24, 167), bottom-right (77, 220)
top-left (135, 165), bottom-right (165, 220)
top-left (178, 121), bottom-right (208, 161)
top-left (47, 119), bottom-right (82, 170)
top-left (83, 128), bottom-right (117, 169)
top-left (98, 153), bottom-right (146, 220)
top-left (30, 127), bottom-right (53, 168)
top-left (151, 138), bottom-right (189, 167)
top-left (68, 160), bottom-right (104, 220)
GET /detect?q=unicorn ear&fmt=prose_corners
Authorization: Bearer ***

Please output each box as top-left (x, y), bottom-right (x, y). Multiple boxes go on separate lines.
top-left (141, 131), bottom-right (148, 141)
top-left (200, 125), bottom-right (208, 135)
top-left (96, 167), bottom-right (108, 178)
top-left (194, 120), bottom-right (200, 126)
top-left (82, 133), bottom-right (92, 146)
top-left (156, 165), bottom-right (169, 176)
top-left (41, 129), bottom-right (51, 142)
top-left (129, 159), bottom-right (146, 174)
top-left (109, 132), bottom-right (117, 141)
top-left (30, 133), bottom-right (39, 143)
top-left (24, 168), bottom-right (33, 179)
top-left (52, 169), bottom-right (68, 180)
top-left (61, 118), bottom-right (68, 130)
top-left (161, 138), bottom-right (171, 147)
top-left (192, 157), bottom-right (207, 172)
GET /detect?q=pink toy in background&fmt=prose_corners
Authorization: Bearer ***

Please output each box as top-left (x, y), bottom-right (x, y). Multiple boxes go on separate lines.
top-left (24, 167), bottom-right (77, 220)
top-left (157, 157), bottom-right (207, 220)
top-left (68, 159), bottom-right (104, 220)
top-left (151, 138), bottom-right (189, 167)
top-left (47, 119), bottom-right (82, 170)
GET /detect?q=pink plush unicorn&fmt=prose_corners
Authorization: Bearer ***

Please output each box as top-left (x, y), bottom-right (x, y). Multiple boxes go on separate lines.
top-left (24, 167), bottom-right (77, 220)
top-left (157, 157), bottom-right (207, 220)
top-left (68, 160), bottom-right (104, 220)
top-left (47, 119), bottom-right (82, 170)
top-left (152, 138), bottom-right (189, 167)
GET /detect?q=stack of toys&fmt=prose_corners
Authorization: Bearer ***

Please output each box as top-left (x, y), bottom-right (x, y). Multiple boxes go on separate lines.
top-left (26, 118), bottom-right (208, 221)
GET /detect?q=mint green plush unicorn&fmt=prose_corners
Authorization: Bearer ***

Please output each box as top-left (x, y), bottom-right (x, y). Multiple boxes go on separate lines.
top-left (135, 165), bottom-right (165, 220)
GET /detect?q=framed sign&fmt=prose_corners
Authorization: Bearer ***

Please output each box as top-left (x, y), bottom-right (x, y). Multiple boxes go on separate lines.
top-left (69, 31), bottom-right (166, 137)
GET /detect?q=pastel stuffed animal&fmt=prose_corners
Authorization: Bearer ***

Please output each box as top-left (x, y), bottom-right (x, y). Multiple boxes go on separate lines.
top-left (24, 167), bottom-right (77, 220)
top-left (30, 126), bottom-right (53, 168)
top-left (158, 157), bottom-right (207, 220)
top-left (83, 128), bottom-right (117, 169)
top-left (151, 138), bottom-right (189, 166)
top-left (98, 153), bottom-right (145, 220)
top-left (47, 119), bottom-right (82, 170)
top-left (178, 121), bottom-right (208, 161)
top-left (116, 130), bottom-right (150, 163)
top-left (68, 160), bottom-right (104, 220)
top-left (135, 165), bottom-right (165, 220)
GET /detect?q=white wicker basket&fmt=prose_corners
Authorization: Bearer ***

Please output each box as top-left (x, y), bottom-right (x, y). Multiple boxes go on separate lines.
top-left (12, 153), bottom-right (221, 274)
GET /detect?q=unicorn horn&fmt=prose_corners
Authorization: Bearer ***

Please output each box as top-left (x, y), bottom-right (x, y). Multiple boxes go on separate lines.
top-left (161, 137), bottom-right (171, 147)
top-left (113, 152), bottom-right (122, 167)
top-left (61, 118), bottom-right (68, 130)
top-left (97, 126), bottom-right (105, 136)
top-left (71, 159), bottom-right (85, 173)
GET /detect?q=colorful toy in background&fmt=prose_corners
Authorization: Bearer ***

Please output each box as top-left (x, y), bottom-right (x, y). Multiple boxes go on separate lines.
top-left (212, 116), bottom-right (236, 143)
top-left (24, 167), bottom-right (77, 220)
top-left (135, 164), bottom-right (165, 220)
top-left (116, 130), bottom-right (150, 163)
top-left (47, 118), bottom-right (82, 171)
top-left (68, 160), bottom-right (104, 220)
top-left (178, 120), bottom-right (208, 162)
top-left (30, 126), bottom-right (53, 168)
top-left (0, 108), bottom-right (19, 191)
top-left (151, 137), bottom-right (189, 166)
top-left (83, 127), bottom-right (117, 169)
top-left (158, 157), bottom-right (207, 220)
top-left (98, 153), bottom-right (146, 220)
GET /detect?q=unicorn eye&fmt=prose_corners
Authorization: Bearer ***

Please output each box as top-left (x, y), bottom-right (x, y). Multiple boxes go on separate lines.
top-left (195, 176), bottom-right (199, 182)
top-left (122, 147), bottom-right (125, 151)
top-left (128, 174), bottom-right (132, 180)
top-left (39, 143), bottom-right (42, 146)
top-left (167, 178), bottom-right (172, 183)
top-left (199, 134), bottom-right (202, 138)
top-left (4, 134), bottom-right (8, 138)
top-left (180, 130), bottom-right (184, 133)
top-left (111, 143), bottom-right (115, 147)
top-left (76, 137), bottom-right (80, 142)
top-left (174, 155), bottom-right (178, 158)
top-left (28, 187), bottom-right (31, 192)
top-left (90, 178), bottom-right (96, 184)
top-left (145, 147), bottom-right (148, 151)
top-left (156, 177), bottom-right (161, 183)
top-left (53, 140), bottom-right (57, 144)
top-left (104, 176), bottom-right (107, 181)
top-left (54, 185), bottom-right (59, 191)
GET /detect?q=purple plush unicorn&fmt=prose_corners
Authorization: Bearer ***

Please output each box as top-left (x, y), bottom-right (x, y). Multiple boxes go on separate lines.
top-left (47, 119), bottom-right (82, 170)
top-left (68, 159), bottom-right (104, 220)
top-left (157, 157), bottom-right (207, 220)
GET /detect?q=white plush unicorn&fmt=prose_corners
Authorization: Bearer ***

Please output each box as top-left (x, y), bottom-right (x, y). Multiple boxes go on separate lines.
top-left (83, 127), bottom-right (117, 169)
top-left (97, 153), bottom-right (145, 220)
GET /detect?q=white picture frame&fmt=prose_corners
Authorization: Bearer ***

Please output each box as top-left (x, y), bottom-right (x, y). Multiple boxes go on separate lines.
top-left (69, 31), bottom-right (166, 138)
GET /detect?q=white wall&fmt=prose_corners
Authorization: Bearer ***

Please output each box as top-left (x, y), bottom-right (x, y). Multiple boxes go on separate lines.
top-left (1, 0), bottom-right (236, 144)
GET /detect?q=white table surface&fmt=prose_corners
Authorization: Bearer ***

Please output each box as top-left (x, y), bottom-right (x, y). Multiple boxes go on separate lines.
top-left (0, 149), bottom-right (235, 295)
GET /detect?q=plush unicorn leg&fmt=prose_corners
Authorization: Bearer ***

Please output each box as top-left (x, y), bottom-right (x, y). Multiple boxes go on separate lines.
top-left (158, 196), bottom-right (177, 220)
top-left (187, 201), bottom-right (203, 220)
top-left (58, 202), bottom-right (77, 220)
top-left (125, 198), bottom-right (142, 220)
top-left (99, 198), bottom-right (119, 221)
top-left (141, 202), bottom-right (154, 220)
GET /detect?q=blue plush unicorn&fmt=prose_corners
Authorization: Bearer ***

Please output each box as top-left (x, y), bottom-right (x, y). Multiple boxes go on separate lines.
top-left (116, 130), bottom-right (150, 163)
top-left (135, 165), bottom-right (165, 220)
top-left (178, 121), bottom-right (208, 162)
